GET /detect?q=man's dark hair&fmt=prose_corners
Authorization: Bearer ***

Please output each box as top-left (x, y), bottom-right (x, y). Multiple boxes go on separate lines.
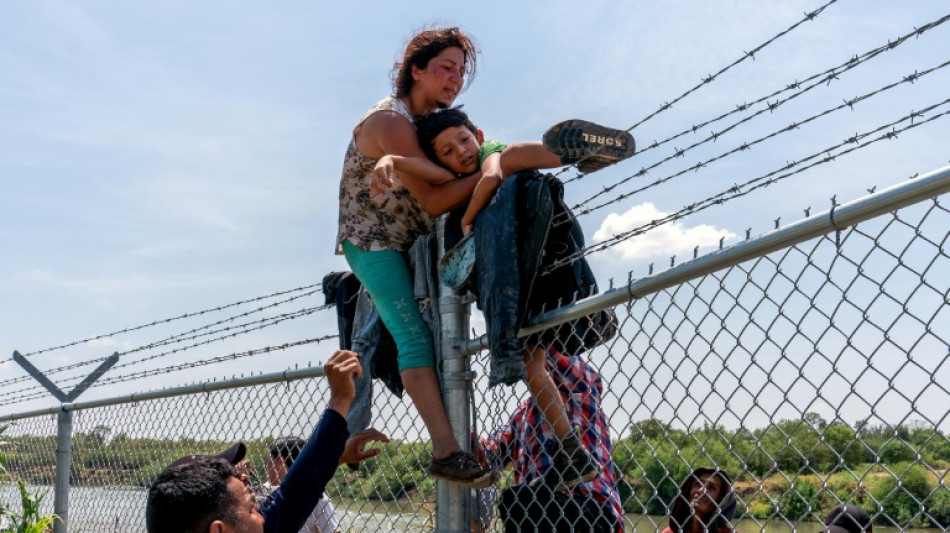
top-left (269, 436), bottom-right (306, 469)
top-left (415, 106), bottom-right (478, 166)
top-left (146, 459), bottom-right (241, 533)
top-left (392, 27), bottom-right (478, 98)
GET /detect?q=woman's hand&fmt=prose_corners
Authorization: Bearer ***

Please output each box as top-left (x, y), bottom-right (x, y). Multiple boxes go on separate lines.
top-left (370, 156), bottom-right (396, 197)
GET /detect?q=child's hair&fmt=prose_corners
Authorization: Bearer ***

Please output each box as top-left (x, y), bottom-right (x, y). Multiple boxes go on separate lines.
top-left (415, 106), bottom-right (478, 165)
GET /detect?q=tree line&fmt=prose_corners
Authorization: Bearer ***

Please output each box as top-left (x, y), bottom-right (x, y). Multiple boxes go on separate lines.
top-left (2, 415), bottom-right (949, 527)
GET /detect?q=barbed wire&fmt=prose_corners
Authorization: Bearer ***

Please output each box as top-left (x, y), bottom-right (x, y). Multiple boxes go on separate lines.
top-left (0, 303), bottom-right (331, 391)
top-left (0, 335), bottom-right (338, 409)
top-left (542, 96), bottom-right (950, 274)
top-left (624, 0), bottom-right (838, 135)
top-left (563, 56), bottom-right (950, 224)
top-left (2, 283), bottom-right (322, 365)
top-left (543, 0), bottom-right (840, 187)
top-left (564, 12), bottom-right (950, 187)
top-left (0, 285), bottom-right (325, 384)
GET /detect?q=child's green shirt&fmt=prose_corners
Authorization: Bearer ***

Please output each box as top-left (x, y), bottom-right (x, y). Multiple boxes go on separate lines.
top-left (478, 139), bottom-right (506, 165)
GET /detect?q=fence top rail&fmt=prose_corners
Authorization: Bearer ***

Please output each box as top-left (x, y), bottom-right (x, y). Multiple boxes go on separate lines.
top-left (460, 163), bottom-right (950, 356)
top-left (0, 364), bottom-right (327, 422)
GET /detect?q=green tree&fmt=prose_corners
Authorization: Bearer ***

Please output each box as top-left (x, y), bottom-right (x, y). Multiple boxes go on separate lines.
top-left (628, 419), bottom-right (668, 440)
top-left (870, 464), bottom-right (932, 527)
top-left (879, 439), bottom-right (916, 463)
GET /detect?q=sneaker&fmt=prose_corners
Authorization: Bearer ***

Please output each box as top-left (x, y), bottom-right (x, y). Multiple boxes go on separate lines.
top-left (440, 233), bottom-right (476, 290)
top-left (428, 451), bottom-right (499, 489)
top-left (531, 435), bottom-right (603, 490)
top-left (542, 119), bottom-right (636, 174)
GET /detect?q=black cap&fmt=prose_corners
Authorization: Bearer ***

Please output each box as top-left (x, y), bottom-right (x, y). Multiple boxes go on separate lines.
top-left (825, 504), bottom-right (872, 533)
top-left (163, 442), bottom-right (247, 472)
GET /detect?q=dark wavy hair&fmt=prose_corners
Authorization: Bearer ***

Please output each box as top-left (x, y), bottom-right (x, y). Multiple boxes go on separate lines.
top-left (414, 106), bottom-right (479, 166)
top-left (392, 27), bottom-right (479, 98)
top-left (146, 459), bottom-right (241, 533)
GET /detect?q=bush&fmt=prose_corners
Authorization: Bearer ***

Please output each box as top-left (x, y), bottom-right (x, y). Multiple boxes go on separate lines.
top-left (747, 494), bottom-right (775, 519)
top-left (778, 477), bottom-right (819, 521)
top-left (926, 487), bottom-right (950, 527)
top-left (869, 464), bottom-right (932, 527)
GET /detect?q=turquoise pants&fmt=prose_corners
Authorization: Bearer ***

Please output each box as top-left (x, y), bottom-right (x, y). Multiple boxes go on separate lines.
top-left (342, 239), bottom-right (435, 371)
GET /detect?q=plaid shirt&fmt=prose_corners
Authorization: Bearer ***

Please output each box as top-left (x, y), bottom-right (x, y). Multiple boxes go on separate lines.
top-left (479, 348), bottom-right (624, 531)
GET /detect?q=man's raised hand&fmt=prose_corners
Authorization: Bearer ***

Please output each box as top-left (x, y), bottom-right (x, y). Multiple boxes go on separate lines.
top-left (325, 350), bottom-right (362, 416)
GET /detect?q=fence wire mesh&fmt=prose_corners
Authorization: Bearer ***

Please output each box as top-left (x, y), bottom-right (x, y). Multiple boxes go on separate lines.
top-left (1, 192), bottom-right (948, 532)
top-left (471, 193), bottom-right (949, 531)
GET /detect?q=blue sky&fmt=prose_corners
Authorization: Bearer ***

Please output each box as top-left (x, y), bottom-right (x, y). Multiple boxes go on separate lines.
top-left (1, 0), bottom-right (948, 416)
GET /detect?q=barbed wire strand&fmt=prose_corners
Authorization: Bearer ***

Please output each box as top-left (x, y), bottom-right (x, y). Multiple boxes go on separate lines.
top-left (543, 97), bottom-right (950, 274)
top-left (564, 13), bottom-right (950, 186)
top-left (565, 57), bottom-right (950, 223)
top-left (4, 283), bottom-right (322, 364)
top-left (624, 0), bottom-right (838, 136)
top-left (544, 0), bottom-right (840, 186)
top-left (0, 335), bottom-right (337, 409)
top-left (0, 303), bottom-right (332, 390)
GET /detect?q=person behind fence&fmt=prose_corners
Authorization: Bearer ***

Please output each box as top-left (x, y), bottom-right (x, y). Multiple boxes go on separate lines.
top-left (145, 350), bottom-right (384, 533)
top-left (477, 347), bottom-right (624, 533)
top-left (335, 26), bottom-right (496, 489)
top-left (663, 467), bottom-right (736, 533)
top-left (255, 432), bottom-right (384, 533)
top-left (823, 504), bottom-right (872, 533)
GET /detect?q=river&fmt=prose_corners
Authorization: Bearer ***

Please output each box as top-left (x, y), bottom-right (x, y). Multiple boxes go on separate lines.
top-left (0, 485), bottom-right (936, 533)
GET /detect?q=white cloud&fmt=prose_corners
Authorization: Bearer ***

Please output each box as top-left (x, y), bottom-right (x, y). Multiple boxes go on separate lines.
top-left (592, 202), bottom-right (736, 260)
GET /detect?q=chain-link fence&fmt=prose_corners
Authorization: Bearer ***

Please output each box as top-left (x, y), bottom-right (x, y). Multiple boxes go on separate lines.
top-left (1, 168), bottom-right (949, 532)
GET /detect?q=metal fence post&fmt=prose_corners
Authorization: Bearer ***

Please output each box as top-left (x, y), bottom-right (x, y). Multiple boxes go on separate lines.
top-left (53, 410), bottom-right (72, 533)
top-left (435, 217), bottom-right (472, 533)
top-left (10, 351), bottom-right (118, 533)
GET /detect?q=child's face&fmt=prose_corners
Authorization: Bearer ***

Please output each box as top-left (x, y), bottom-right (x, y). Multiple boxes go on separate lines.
top-left (431, 125), bottom-right (482, 175)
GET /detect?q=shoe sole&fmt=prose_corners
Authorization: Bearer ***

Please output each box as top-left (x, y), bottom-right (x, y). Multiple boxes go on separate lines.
top-left (543, 119), bottom-right (636, 167)
top-left (429, 468), bottom-right (499, 489)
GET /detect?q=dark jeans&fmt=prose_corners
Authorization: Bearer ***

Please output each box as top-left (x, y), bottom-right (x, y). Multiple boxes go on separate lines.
top-left (499, 485), bottom-right (618, 533)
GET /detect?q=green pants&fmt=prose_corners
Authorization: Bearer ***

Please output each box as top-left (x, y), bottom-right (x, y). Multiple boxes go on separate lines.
top-left (342, 239), bottom-right (435, 371)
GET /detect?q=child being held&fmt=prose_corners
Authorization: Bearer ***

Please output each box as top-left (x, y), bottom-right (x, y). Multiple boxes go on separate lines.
top-left (373, 107), bottom-right (635, 235)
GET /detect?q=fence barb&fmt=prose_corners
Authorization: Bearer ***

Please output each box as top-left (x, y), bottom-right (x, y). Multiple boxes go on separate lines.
top-left (2, 283), bottom-right (322, 365)
top-left (543, 97), bottom-right (950, 274)
top-left (565, 12), bottom-right (950, 186)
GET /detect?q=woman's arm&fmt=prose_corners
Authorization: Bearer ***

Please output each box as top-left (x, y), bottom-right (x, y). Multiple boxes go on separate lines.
top-left (373, 154), bottom-right (455, 187)
top-left (358, 111), bottom-right (479, 216)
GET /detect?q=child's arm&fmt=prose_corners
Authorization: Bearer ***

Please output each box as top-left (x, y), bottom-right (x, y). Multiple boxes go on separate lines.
top-left (372, 154), bottom-right (455, 195)
top-left (459, 142), bottom-right (565, 234)
top-left (498, 142), bottom-right (563, 177)
top-left (459, 152), bottom-right (504, 235)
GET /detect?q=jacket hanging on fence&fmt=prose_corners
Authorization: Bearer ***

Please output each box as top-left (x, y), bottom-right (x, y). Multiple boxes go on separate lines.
top-left (322, 233), bottom-right (444, 436)
top-left (466, 170), bottom-right (617, 387)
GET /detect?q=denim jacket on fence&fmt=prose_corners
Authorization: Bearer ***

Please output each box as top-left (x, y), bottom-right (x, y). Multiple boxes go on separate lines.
top-left (468, 170), bottom-right (617, 387)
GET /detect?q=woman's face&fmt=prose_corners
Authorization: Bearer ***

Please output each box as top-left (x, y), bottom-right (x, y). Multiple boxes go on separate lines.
top-left (411, 47), bottom-right (465, 109)
top-left (689, 473), bottom-right (724, 518)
